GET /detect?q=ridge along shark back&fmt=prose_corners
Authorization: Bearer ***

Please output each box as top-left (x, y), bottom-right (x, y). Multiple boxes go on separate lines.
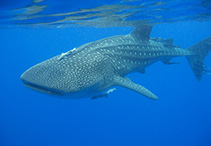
top-left (20, 25), bottom-right (211, 100)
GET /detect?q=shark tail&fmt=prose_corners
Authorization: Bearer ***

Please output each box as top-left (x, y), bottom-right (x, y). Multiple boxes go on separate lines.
top-left (186, 37), bottom-right (211, 81)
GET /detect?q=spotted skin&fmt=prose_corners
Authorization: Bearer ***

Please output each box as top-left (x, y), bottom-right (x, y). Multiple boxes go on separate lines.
top-left (20, 26), bottom-right (211, 99)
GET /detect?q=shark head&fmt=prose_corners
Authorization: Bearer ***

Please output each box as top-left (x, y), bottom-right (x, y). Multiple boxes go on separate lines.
top-left (20, 55), bottom-right (82, 96)
top-left (20, 50), bottom-right (108, 98)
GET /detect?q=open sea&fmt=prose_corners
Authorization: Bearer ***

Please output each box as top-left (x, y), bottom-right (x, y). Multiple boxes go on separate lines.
top-left (0, 0), bottom-right (211, 146)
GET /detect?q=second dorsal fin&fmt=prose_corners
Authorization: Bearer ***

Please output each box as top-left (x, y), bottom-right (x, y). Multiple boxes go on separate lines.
top-left (130, 25), bottom-right (152, 40)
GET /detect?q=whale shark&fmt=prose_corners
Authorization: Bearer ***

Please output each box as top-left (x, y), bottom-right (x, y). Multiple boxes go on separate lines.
top-left (20, 25), bottom-right (211, 100)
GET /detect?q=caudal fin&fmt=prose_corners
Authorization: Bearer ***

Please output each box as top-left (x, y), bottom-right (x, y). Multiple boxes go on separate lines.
top-left (187, 37), bottom-right (211, 81)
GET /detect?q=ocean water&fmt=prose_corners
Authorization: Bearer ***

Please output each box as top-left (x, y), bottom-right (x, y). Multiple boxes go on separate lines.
top-left (0, 0), bottom-right (211, 146)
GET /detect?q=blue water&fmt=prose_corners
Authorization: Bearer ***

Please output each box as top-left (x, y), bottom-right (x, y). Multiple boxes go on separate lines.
top-left (1, 0), bottom-right (211, 146)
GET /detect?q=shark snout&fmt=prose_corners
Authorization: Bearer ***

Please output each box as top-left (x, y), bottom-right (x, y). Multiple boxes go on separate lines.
top-left (21, 78), bottom-right (63, 95)
top-left (20, 64), bottom-right (64, 95)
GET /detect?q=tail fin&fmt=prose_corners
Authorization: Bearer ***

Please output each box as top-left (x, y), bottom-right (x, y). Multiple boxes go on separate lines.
top-left (187, 37), bottom-right (211, 81)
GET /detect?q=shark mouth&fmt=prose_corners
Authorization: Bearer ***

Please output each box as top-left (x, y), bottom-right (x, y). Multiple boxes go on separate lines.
top-left (22, 80), bottom-right (63, 96)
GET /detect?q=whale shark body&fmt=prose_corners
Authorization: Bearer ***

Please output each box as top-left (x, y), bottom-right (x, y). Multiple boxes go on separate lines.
top-left (21, 26), bottom-right (211, 100)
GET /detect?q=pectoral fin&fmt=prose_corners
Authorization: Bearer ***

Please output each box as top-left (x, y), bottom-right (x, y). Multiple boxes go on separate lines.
top-left (114, 76), bottom-right (158, 100)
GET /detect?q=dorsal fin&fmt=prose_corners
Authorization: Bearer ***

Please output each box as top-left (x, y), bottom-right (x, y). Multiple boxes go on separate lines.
top-left (130, 25), bottom-right (152, 40)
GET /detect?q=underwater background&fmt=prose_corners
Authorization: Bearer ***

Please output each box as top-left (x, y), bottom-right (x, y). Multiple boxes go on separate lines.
top-left (0, 0), bottom-right (211, 146)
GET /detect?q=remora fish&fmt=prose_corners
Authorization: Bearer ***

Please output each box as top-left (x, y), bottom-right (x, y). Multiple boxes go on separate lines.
top-left (20, 26), bottom-right (211, 100)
